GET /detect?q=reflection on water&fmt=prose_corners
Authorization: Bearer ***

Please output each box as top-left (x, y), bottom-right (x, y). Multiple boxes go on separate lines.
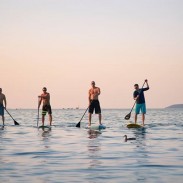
top-left (0, 126), bottom-right (4, 131)
top-left (39, 129), bottom-right (52, 138)
top-left (87, 129), bottom-right (101, 139)
top-left (87, 132), bottom-right (103, 183)
top-left (87, 130), bottom-right (102, 170)
top-left (134, 128), bottom-right (146, 147)
top-left (133, 128), bottom-right (148, 182)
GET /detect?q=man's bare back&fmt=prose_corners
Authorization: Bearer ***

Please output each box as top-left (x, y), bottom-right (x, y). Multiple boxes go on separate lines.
top-left (0, 93), bottom-right (6, 105)
top-left (0, 88), bottom-right (6, 108)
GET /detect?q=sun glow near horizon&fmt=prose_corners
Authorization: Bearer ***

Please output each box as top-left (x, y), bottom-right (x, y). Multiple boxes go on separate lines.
top-left (1, 0), bottom-right (183, 109)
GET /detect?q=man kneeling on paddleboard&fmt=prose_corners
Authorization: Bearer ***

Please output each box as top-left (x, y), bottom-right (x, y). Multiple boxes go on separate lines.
top-left (88, 81), bottom-right (102, 127)
top-left (133, 80), bottom-right (149, 126)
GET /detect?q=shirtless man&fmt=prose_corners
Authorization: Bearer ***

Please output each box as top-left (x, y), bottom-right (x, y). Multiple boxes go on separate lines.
top-left (38, 87), bottom-right (52, 126)
top-left (0, 88), bottom-right (7, 126)
top-left (88, 81), bottom-right (102, 126)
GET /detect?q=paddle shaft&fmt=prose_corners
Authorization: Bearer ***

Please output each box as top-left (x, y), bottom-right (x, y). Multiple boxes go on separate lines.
top-left (76, 106), bottom-right (89, 127)
top-left (37, 97), bottom-right (40, 127)
top-left (5, 109), bottom-right (19, 125)
top-left (37, 108), bottom-right (39, 127)
top-left (79, 106), bottom-right (90, 123)
top-left (76, 100), bottom-right (94, 127)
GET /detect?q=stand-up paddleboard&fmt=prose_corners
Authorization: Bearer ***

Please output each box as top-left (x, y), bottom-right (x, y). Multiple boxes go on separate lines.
top-left (86, 124), bottom-right (106, 131)
top-left (127, 123), bottom-right (143, 128)
top-left (38, 125), bottom-right (51, 131)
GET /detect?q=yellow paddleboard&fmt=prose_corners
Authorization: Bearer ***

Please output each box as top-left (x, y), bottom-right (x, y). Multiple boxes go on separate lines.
top-left (127, 123), bottom-right (143, 128)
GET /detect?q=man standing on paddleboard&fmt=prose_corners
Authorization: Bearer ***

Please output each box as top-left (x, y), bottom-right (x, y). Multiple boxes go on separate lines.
top-left (0, 88), bottom-right (7, 126)
top-left (133, 80), bottom-right (149, 126)
top-left (38, 87), bottom-right (52, 126)
top-left (88, 81), bottom-right (102, 127)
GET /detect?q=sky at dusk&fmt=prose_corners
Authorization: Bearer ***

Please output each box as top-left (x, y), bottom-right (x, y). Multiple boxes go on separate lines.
top-left (0, 0), bottom-right (183, 109)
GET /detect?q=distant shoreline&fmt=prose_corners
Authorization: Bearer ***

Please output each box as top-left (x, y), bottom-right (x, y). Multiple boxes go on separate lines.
top-left (6, 108), bottom-right (177, 110)
top-left (165, 104), bottom-right (183, 108)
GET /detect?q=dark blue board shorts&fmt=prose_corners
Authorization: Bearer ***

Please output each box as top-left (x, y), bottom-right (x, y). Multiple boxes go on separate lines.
top-left (0, 105), bottom-right (4, 116)
top-left (89, 100), bottom-right (101, 114)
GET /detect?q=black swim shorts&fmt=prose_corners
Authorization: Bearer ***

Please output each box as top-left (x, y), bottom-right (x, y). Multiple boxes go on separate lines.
top-left (42, 105), bottom-right (52, 115)
top-left (89, 100), bottom-right (101, 114)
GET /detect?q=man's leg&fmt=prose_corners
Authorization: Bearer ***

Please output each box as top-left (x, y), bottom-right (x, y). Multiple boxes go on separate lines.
top-left (99, 113), bottom-right (102, 125)
top-left (135, 104), bottom-right (140, 124)
top-left (89, 113), bottom-right (92, 126)
top-left (49, 114), bottom-right (52, 126)
top-left (142, 114), bottom-right (145, 126)
top-left (142, 103), bottom-right (146, 126)
top-left (42, 115), bottom-right (44, 126)
top-left (2, 115), bottom-right (5, 126)
top-left (135, 114), bottom-right (138, 124)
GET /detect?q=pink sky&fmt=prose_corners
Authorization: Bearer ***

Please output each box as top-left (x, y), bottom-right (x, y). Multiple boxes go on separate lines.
top-left (1, 0), bottom-right (183, 108)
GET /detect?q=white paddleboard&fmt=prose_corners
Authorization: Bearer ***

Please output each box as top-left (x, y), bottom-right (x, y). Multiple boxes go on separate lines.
top-left (86, 124), bottom-right (106, 130)
top-left (38, 125), bottom-right (51, 131)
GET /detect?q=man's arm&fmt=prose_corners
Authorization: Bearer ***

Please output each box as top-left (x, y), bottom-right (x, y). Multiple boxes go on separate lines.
top-left (4, 95), bottom-right (7, 109)
top-left (97, 87), bottom-right (101, 96)
top-left (88, 90), bottom-right (91, 105)
top-left (143, 79), bottom-right (150, 91)
top-left (133, 91), bottom-right (139, 100)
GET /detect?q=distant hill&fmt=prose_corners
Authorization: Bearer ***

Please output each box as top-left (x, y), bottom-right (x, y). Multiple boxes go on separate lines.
top-left (166, 104), bottom-right (183, 108)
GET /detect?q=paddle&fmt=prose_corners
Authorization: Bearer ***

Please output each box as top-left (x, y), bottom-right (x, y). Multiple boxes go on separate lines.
top-left (5, 109), bottom-right (20, 125)
top-left (37, 97), bottom-right (40, 127)
top-left (76, 105), bottom-right (90, 128)
top-left (37, 107), bottom-right (39, 127)
top-left (124, 81), bottom-right (146, 120)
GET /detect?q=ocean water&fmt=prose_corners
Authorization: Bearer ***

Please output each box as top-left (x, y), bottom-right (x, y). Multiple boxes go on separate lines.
top-left (0, 109), bottom-right (183, 183)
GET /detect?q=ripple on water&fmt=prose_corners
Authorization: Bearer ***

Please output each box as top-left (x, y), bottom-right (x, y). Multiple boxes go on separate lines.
top-left (0, 109), bottom-right (183, 183)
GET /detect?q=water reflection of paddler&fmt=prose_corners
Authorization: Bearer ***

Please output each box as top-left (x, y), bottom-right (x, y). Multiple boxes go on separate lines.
top-left (88, 129), bottom-right (101, 139)
top-left (87, 135), bottom-right (102, 169)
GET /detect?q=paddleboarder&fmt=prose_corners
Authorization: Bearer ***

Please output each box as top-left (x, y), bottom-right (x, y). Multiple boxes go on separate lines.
top-left (0, 88), bottom-right (7, 126)
top-left (38, 87), bottom-right (52, 126)
top-left (88, 81), bottom-right (102, 127)
top-left (133, 79), bottom-right (149, 125)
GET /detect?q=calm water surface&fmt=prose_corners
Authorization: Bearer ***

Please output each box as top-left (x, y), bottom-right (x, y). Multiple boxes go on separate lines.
top-left (0, 109), bottom-right (183, 183)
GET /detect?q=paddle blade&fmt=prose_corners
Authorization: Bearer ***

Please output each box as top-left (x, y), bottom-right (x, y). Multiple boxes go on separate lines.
top-left (14, 120), bottom-right (20, 125)
top-left (124, 112), bottom-right (131, 120)
top-left (76, 122), bottom-right (80, 128)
